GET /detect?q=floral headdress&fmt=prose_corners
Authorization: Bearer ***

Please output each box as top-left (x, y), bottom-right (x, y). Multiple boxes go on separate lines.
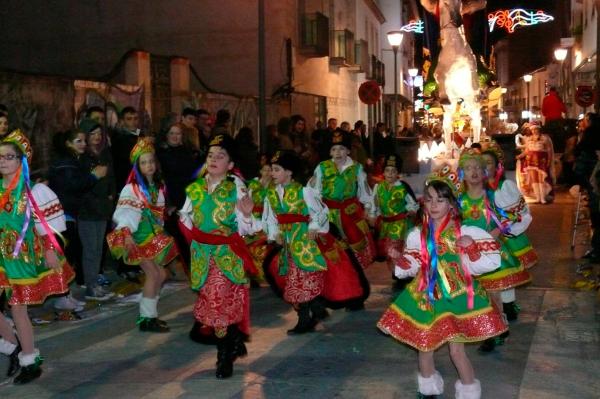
top-left (425, 164), bottom-right (461, 198)
top-left (1, 130), bottom-right (64, 257)
top-left (129, 137), bottom-right (155, 165)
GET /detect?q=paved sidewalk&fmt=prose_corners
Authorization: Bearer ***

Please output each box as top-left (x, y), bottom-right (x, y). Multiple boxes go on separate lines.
top-left (0, 190), bottom-right (597, 398)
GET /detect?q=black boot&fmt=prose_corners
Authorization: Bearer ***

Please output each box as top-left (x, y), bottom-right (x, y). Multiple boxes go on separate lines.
top-left (228, 325), bottom-right (247, 361)
top-left (309, 298), bottom-right (329, 321)
top-left (138, 317), bottom-right (170, 333)
top-left (503, 301), bottom-right (520, 322)
top-left (287, 302), bottom-right (317, 335)
top-left (13, 364), bottom-right (42, 384)
top-left (7, 343), bottom-right (21, 377)
top-left (215, 335), bottom-right (234, 379)
top-left (478, 338), bottom-right (496, 353)
top-left (189, 321), bottom-right (218, 345)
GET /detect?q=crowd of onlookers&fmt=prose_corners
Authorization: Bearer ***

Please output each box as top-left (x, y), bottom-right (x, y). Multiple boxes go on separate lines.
top-left (0, 103), bottom-right (407, 312)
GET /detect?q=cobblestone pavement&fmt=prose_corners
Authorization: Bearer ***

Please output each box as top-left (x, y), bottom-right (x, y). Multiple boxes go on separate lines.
top-left (0, 190), bottom-right (598, 398)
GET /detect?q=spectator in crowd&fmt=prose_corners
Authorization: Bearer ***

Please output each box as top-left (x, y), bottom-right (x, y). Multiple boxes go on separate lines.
top-left (77, 119), bottom-right (115, 301)
top-left (575, 113), bottom-right (600, 261)
top-left (196, 108), bottom-right (212, 162)
top-left (112, 107), bottom-right (142, 191)
top-left (0, 111), bottom-right (9, 140)
top-left (541, 87), bottom-right (567, 123)
top-left (234, 127), bottom-right (260, 180)
top-left (340, 121), bottom-right (351, 133)
top-left (276, 117), bottom-right (294, 151)
top-left (211, 109), bottom-right (231, 136)
top-left (289, 114), bottom-right (310, 160)
top-left (156, 122), bottom-right (198, 269)
top-left (350, 120), bottom-right (368, 165)
top-left (85, 106), bottom-right (106, 127)
top-left (265, 124), bottom-right (280, 157)
top-left (373, 122), bottom-right (394, 161)
top-left (313, 117), bottom-right (337, 162)
top-left (48, 129), bottom-right (108, 309)
top-left (181, 107), bottom-right (200, 151)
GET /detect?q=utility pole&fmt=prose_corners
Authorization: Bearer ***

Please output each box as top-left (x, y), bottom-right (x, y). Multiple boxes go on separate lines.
top-left (258, 0), bottom-right (267, 150)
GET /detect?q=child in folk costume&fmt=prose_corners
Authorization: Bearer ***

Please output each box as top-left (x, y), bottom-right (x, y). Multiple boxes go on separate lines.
top-left (178, 134), bottom-right (260, 379)
top-left (107, 138), bottom-right (179, 333)
top-left (262, 151), bottom-right (370, 334)
top-left (482, 141), bottom-right (537, 321)
top-left (377, 171), bottom-right (506, 399)
top-left (245, 160), bottom-right (275, 284)
top-left (373, 154), bottom-right (419, 262)
top-left (457, 148), bottom-right (531, 352)
top-left (263, 150), bottom-right (328, 334)
top-left (310, 130), bottom-right (376, 271)
top-left (517, 123), bottom-right (555, 204)
top-left (0, 130), bottom-right (75, 384)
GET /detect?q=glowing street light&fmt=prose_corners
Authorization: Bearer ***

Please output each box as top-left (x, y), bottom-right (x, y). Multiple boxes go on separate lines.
top-left (554, 48), bottom-right (568, 61)
top-left (523, 74), bottom-right (532, 121)
top-left (387, 31), bottom-right (404, 135)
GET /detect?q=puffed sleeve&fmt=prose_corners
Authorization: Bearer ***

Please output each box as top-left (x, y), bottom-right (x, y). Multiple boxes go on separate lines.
top-left (404, 189), bottom-right (420, 213)
top-left (233, 176), bottom-right (262, 235)
top-left (303, 186), bottom-right (329, 233)
top-left (308, 164), bottom-right (323, 197)
top-left (395, 227), bottom-right (422, 279)
top-left (31, 183), bottom-right (66, 234)
top-left (372, 183), bottom-right (381, 217)
top-left (459, 225), bottom-right (501, 275)
top-left (261, 197), bottom-right (280, 241)
top-left (356, 164), bottom-right (376, 217)
top-left (494, 180), bottom-right (532, 236)
top-left (112, 184), bottom-right (143, 233)
top-left (178, 196), bottom-right (193, 230)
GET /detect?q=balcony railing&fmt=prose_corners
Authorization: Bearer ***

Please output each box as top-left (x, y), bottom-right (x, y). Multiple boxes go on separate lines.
top-left (299, 12), bottom-right (329, 57)
top-left (348, 39), bottom-right (369, 73)
top-left (330, 29), bottom-right (355, 66)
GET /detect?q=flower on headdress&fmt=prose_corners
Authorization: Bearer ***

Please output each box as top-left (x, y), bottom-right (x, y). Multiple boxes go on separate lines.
top-left (425, 164), bottom-right (461, 197)
top-left (129, 137), bottom-right (155, 164)
top-left (2, 129), bottom-right (32, 161)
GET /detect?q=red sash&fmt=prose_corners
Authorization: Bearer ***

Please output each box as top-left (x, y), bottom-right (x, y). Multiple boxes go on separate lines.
top-left (178, 221), bottom-right (258, 276)
top-left (276, 214), bottom-right (310, 224)
top-left (323, 197), bottom-right (366, 245)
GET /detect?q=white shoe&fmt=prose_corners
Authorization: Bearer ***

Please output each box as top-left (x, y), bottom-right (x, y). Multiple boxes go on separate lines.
top-left (54, 296), bottom-right (79, 311)
top-left (84, 287), bottom-right (115, 302)
top-left (68, 294), bottom-right (86, 307)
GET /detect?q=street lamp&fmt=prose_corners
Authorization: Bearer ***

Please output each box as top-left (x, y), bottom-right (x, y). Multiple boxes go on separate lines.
top-left (554, 48), bottom-right (568, 110)
top-left (408, 67), bottom-right (418, 135)
top-left (523, 74), bottom-right (532, 121)
top-left (387, 31), bottom-right (404, 136)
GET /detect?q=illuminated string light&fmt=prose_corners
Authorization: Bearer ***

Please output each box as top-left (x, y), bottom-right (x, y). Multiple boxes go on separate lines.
top-left (488, 9), bottom-right (554, 33)
top-left (400, 20), bottom-right (424, 34)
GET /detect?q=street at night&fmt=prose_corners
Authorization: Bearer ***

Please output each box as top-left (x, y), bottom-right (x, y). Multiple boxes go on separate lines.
top-left (0, 191), bottom-right (597, 398)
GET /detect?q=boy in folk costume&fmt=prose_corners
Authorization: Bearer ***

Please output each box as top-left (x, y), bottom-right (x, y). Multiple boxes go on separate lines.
top-left (107, 138), bottom-right (179, 333)
top-left (482, 141), bottom-right (537, 321)
top-left (263, 150), bottom-right (328, 334)
top-left (245, 160), bottom-right (275, 284)
top-left (373, 154), bottom-right (419, 262)
top-left (310, 130), bottom-right (376, 271)
top-left (178, 134), bottom-right (260, 379)
top-left (0, 130), bottom-right (75, 384)
top-left (377, 170), bottom-right (506, 399)
top-left (262, 151), bottom-right (370, 334)
top-left (457, 148), bottom-right (531, 352)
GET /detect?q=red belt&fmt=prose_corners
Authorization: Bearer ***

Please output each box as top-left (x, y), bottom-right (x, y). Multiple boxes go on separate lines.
top-left (252, 205), bottom-right (264, 214)
top-left (381, 213), bottom-right (408, 223)
top-left (323, 197), bottom-right (365, 245)
top-left (178, 221), bottom-right (258, 276)
top-left (276, 214), bottom-right (310, 224)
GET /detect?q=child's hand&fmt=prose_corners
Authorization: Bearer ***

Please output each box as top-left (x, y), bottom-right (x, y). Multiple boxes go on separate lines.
top-left (456, 235), bottom-right (475, 249)
top-left (237, 195), bottom-right (254, 218)
top-left (308, 230), bottom-right (317, 240)
top-left (45, 250), bottom-right (61, 270)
